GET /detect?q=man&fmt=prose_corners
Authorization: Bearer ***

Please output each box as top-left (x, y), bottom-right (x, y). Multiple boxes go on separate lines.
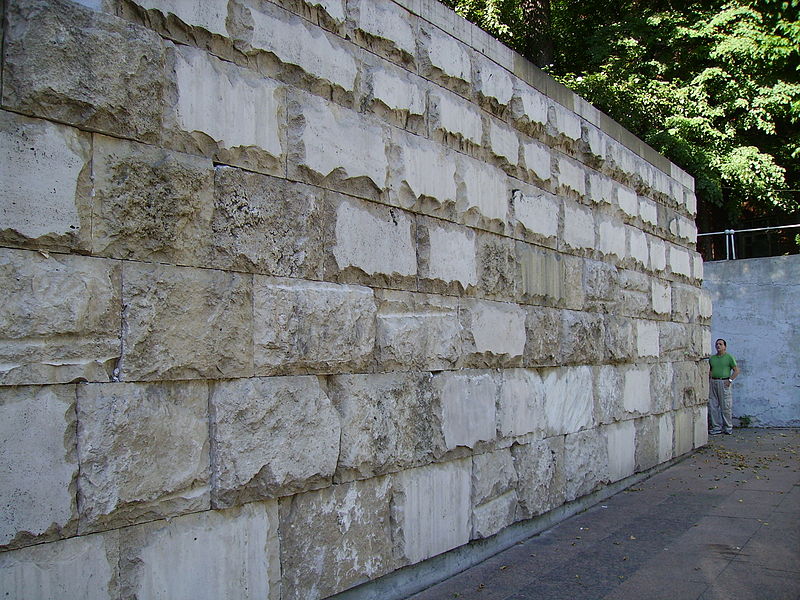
top-left (708, 339), bottom-right (741, 435)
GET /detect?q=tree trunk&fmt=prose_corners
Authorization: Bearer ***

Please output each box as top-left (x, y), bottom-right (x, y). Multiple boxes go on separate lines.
top-left (521, 0), bottom-right (554, 68)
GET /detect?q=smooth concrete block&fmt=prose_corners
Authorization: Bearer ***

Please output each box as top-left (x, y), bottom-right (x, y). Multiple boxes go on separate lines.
top-left (0, 111), bottom-right (91, 250)
top-left (652, 279), bottom-right (672, 315)
top-left (522, 140), bottom-right (552, 182)
top-left (563, 201), bottom-right (594, 250)
top-left (434, 371), bottom-right (498, 449)
top-left (628, 226), bottom-right (649, 267)
top-left (512, 436), bottom-right (566, 518)
top-left (606, 420), bottom-right (636, 482)
top-left (210, 376), bottom-right (339, 506)
top-left (543, 366), bottom-right (594, 436)
top-left (120, 503), bottom-right (280, 600)
top-left (370, 67), bottom-right (426, 117)
top-left (91, 135), bottom-right (214, 264)
top-left (457, 155), bottom-right (510, 226)
top-left (253, 278), bottom-right (376, 374)
top-left (120, 262), bottom-right (253, 381)
top-left (461, 299), bottom-right (526, 363)
top-left (420, 220), bottom-right (478, 289)
top-left (675, 408), bottom-right (693, 455)
top-left (658, 412), bottom-right (674, 463)
top-left (597, 217), bottom-right (626, 258)
top-left (375, 290), bottom-right (462, 371)
top-left (392, 458), bottom-right (472, 563)
top-left (171, 45), bottom-right (283, 169)
top-left (476, 55), bottom-right (513, 106)
top-left (616, 185), bottom-right (638, 217)
top-left (250, 4), bottom-right (356, 91)
top-left (77, 381), bottom-right (210, 533)
top-left (637, 320), bottom-right (660, 358)
top-left (498, 369), bottom-right (545, 438)
top-left (354, 0), bottom-right (416, 57)
top-left (0, 530), bottom-right (118, 599)
top-left (295, 94), bottom-right (388, 187)
top-left (395, 134), bottom-right (457, 207)
top-left (3, 0), bottom-right (165, 142)
top-left (623, 365), bottom-right (651, 415)
top-left (423, 26), bottom-right (471, 83)
top-left (0, 249), bottom-right (120, 385)
top-left (331, 197), bottom-right (416, 278)
top-left (488, 120), bottom-right (519, 165)
top-left (134, 0), bottom-right (228, 35)
top-left (649, 236), bottom-right (667, 271)
top-left (564, 427), bottom-right (609, 501)
top-left (513, 190), bottom-right (559, 239)
top-left (556, 156), bottom-right (586, 196)
top-left (431, 90), bottom-right (482, 145)
top-left (0, 385), bottom-right (77, 546)
top-left (279, 477), bottom-right (395, 600)
top-left (331, 373), bottom-right (442, 480)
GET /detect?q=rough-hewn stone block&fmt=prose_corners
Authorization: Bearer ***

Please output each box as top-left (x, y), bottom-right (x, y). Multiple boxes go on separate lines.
top-left (119, 503), bottom-right (280, 600)
top-left (430, 90), bottom-right (482, 145)
top-left (417, 218), bottom-right (477, 291)
top-left (134, 0), bottom-right (229, 36)
top-left (552, 102), bottom-right (582, 141)
top-left (253, 278), bottom-right (375, 375)
top-left (370, 66), bottom-right (427, 118)
top-left (121, 262), bottom-right (253, 381)
top-left (77, 381), bottom-right (210, 532)
top-left (694, 405), bottom-right (708, 448)
top-left (658, 412), bottom-right (674, 463)
top-left (476, 232), bottom-right (517, 300)
top-left (0, 111), bottom-right (92, 251)
top-left (639, 198), bottom-right (658, 226)
top-left (0, 385), bottom-right (77, 547)
top-left (498, 369), bottom-right (545, 438)
top-left (561, 310), bottom-right (604, 364)
top-left (461, 299), bottom-right (526, 366)
top-left (521, 140), bottom-right (552, 182)
top-left (556, 156), bottom-right (586, 197)
top-left (628, 226), bottom-right (649, 267)
top-left (475, 56), bottom-right (513, 106)
top-left (606, 420), bottom-right (636, 482)
top-left (331, 373), bottom-right (442, 481)
top-left (375, 290), bottom-right (461, 371)
top-left (634, 415), bottom-right (659, 471)
top-left (544, 366), bottom-right (594, 436)
top-left (210, 376), bottom-right (339, 507)
top-left (3, 0), bottom-right (164, 143)
top-left (471, 449), bottom-right (517, 538)
top-left (394, 132), bottom-right (457, 209)
top-left (652, 279), bottom-right (672, 315)
top-left (623, 365), bottom-right (651, 415)
top-left (512, 436), bottom-right (565, 518)
top-left (0, 249), bottom-right (120, 385)
top-left (595, 365), bottom-right (623, 425)
top-left (564, 428), bottom-right (608, 501)
top-left (517, 244), bottom-right (564, 304)
top-left (604, 315), bottom-right (635, 363)
top-left (562, 201), bottom-right (594, 250)
top-left (616, 185), bottom-right (638, 217)
top-left (669, 245), bottom-right (692, 277)
top-left (524, 306), bottom-right (562, 367)
top-left (353, 0), bottom-right (416, 58)
top-left (392, 458), bottom-right (472, 563)
top-left (91, 135), bottom-right (214, 263)
top-left (597, 217), bottom-right (626, 259)
top-left (588, 172), bottom-right (614, 205)
top-left (513, 190), bottom-right (559, 240)
top-left (457, 155), bottom-right (510, 228)
top-left (488, 120), bottom-right (519, 165)
top-left (422, 26), bottom-right (471, 84)
top-left (636, 320), bottom-right (660, 358)
top-left (674, 408), bottom-right (693, 455)
top-left (279, 477), bottom-right (395, 600)
top-left (649, 236), bottom-right (667, 272)
top-left (433, 370), bottom-right (498, 449)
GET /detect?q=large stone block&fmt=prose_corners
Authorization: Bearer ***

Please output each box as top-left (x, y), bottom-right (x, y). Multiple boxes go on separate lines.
top-left (694, 405), bottom-right (708, 448)
top-left (0, 385), bottom-right (77, 547)
top-left (120, 262), bottom-right (253, 381)
top-left (623, 365), bottom-right (651, 415)
top-left (498, 369), bottom-right (545, 438)
top-left (291, 93), bottom-right (388, 191)
top-left (417, 218), bottom-right (477, 293)
top-left (0, 530), bottom-right (118, 599)
top-left (564, 428), bottom-right (609, 501)
top-left (669, 245), bottom-right (692, 277)
top-left (119, 503), bottom-right (280, 600)
top-left (422, 26), bottom-right (471, 84)
top-left (253, 278), bottom-right (375, 375)
top-left (327, 195), bottom-right (417, 285)
top-left (375, 290), bottom-right (461, 371)
top-left (476, 232), bottom-right (517, 300)
top-left (488, 120), bottom-right (519, 165)
top-left (671, 283), bottom-right (701, 323)
top-left (249, 3), bottom-right (356, 91)
top-left (556, 156), bottom-right (587, 197)
top-left (133, 0), bottom-right (229, 36)
top-left (0, 249), bottom-right (120, 385)
top-left (552, 102), bottom-right (582, 141)
top-left (649, 236), bottom-right (667, 272)
top-left (475, 55), bottom-right (514, 107)
top-left (521, 141), bottom-right (553, 185)
top-left (597, 216), bottom-right (626, 259)
top-left (279, 477), bottom-right (395, 600)
top-left (512, 190), bottom-right (559, 241)
top-left (91, 135), bottom-right (214, 263)
top-left (169, 44), bottom-right (284, 174)
top-left (588, 172), bottom-right (614, 205)
top-left (512, 436), bottom-right (565, 518)
top-left (543, 366), bottom-right (594, 436)
top-left (472, 449), bottom-right (517, 507)
top-left (636, 320), bottom-right (660, 358)
top-left (461, 299), bottom-right (526, 367)
top-left (616, 185), bottom-right (638, 217)
top-left (650, 361), bottom-right (675, 413)
top-left (562, 201), bottom-right (595, 250)
top-left (352, 0), bottom-right (416, 59)
top-left (523, 306), bottom-right (562, 367)
top-left (639, 197), bottom-right (658, 226)
top-left (430, 90), bottom-right (482, 146)
top-left (673, 360), bottom-right (703, 408)
top-left (627, 226), bottom-right (649, 268)
top-left (658, 412), bottom-right (674, 463)
top-left (594, 365), bottom-right (623, 425)
top-left (392, 458), bottom-right (472, 564)
top-left (3, 0), bottom-right (164, 143)
top-left (652, 279), bottom-right (672, 315)
top-left (77, 381), bottom-right (210, 532)
top-left (472, 490), bottom-right (518, 539)
top-left (211, 167), bottom-right (324, 278)
top-left (561, 310), bottom-right (604, 364)
top-left (0, 111), bottom-right (92, 251)
top-left (583, 259), bottom-right (620, 311)
top-left (603, 315), bottom-right (635, 363)
top-left (512, 85), bottom-right (548, 128)
top-left (634, 415), bottom-right (659, 471)
top-left (369, 65), bottom-right (427, 122)
top-left (457, 155), bottom-right (510, 229)
top-left (393, 133), bottom-right (457, 209)
top-left (331, 373), bottom-right (443, 481)
top-left (433, 370), bottom-right (498, 450)
top-left (210, 376), bottom-right (340, 507)
top-left (606, 420), bottom-right (636, 482)
top-left (674, 408), bottom-right (694, 455)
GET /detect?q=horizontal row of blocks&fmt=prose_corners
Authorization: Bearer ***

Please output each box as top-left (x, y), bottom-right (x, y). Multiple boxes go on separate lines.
top-left (0, 245), bottom-right (711, 385)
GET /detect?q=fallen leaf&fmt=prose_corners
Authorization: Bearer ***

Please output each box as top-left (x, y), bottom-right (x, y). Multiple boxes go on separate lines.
top-left (629, 536), bottom-right (637, 540)
top-left (500, 565), bottom-right (508, 571)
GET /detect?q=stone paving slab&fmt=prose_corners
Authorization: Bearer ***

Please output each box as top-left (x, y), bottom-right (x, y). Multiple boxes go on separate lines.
top-left (409, 429), bottom-right (800, 600)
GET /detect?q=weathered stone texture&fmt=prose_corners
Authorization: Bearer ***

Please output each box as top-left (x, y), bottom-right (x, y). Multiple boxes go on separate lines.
top-left (353, 0), bottom-right (416, 59)
top-left (392, 459), bottom-right (472, 564)
top-left (457, 155), bottom-right (510, 229)
top-left (210, 376), bottom-right (340, 506)
top-left (544, 366), bottom-right (594, 436)
top-left (524, 306), bottom-right (562, 366)
top-left (331, 373), bottom-right (443, 481)
top-left (606, 420), bottom-right (636, 482)
top-left (0, 249), bottom-right (120, 385)
top-left (279, 477), bottom-right (395, 600)
top-left (561, 310), bottom-right (604, 365)
top-left (461, 299), bottom-right (526, 366)
top-left (3, 0), bottom-right (165, 143)
top-left (0, 111), bottom-right (92, 251)
top-left (434, 370), bottom-right (498, 450)
top-left (0, 385), bottom-right (77, 547)
top-left (417, 218), bottom-right (477, 292)
top-left (394, 134), bottom-right (457, 210)
top-left (253, 278), bottom-right (375, 375)
top-left (513, 190), bottom-right (559, 241)
top-left (517, 245), bottom-right (564, 305)
top-left (133, 0), bottom-right (229, 36)
top-left (121, 263), bottom-right (252, 381)
top-left (564, 428), bottom-right (609, 501)
top-left (76, 381), bottom-right (210, 532)
top-left (91, 135), bottom-right (214, 264)
top-left (119, 503), bottom-right (280, 600)
top-left (512, 436), bottom-right (566, 519)
top-left (498, 369), bottom-right (545, 438)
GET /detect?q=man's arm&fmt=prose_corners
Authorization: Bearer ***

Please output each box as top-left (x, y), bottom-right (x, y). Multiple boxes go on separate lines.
top-left (730, 363), bottom-right (740, 381)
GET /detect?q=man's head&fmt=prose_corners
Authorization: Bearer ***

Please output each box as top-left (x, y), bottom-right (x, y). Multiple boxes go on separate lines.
top-left (715, 339), bottom-right (727, 353)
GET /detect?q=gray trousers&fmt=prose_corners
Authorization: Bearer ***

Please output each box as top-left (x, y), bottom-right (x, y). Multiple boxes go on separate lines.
top-left (708, 379), bottom-right (733, 433)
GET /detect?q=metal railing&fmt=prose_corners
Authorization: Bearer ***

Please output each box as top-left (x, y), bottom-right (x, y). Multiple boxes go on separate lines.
top-left (697, 224), bottom-right (800, 260)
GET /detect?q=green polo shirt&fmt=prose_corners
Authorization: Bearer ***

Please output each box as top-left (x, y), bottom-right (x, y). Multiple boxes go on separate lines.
top-left (710, 353), bottom-right (737, 379)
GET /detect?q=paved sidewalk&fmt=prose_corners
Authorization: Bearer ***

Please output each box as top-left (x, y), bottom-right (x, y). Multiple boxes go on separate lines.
top-left (409, 429), bottom-right (800, 600)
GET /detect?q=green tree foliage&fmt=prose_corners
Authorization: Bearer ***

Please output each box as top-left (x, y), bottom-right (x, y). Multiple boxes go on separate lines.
top-left (442, 0), bottom-right (800, 226)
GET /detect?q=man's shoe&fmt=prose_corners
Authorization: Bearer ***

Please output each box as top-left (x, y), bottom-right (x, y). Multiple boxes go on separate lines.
top-left (709, 430), bottom-right (723, 435)
top-left (723, 431), bottom-right (733, 435)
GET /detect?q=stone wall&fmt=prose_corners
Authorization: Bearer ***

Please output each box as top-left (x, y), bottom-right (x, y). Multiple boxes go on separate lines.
top-left (703, 255), bottom-right (800, 427)
top-left (0, 0), bottom-right (710, 597)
